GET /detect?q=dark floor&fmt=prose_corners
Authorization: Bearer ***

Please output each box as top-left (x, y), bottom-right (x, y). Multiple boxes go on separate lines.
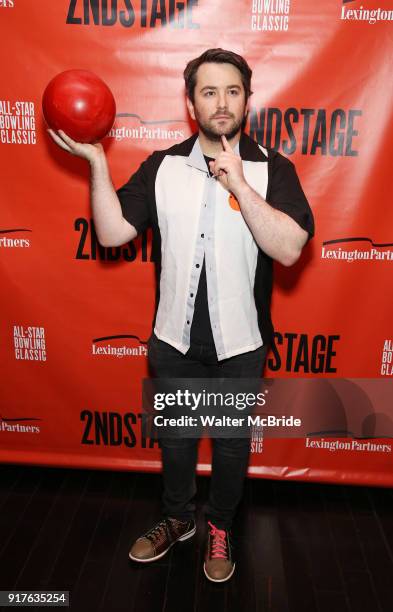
top-left (0, 464), bottom-right (392, 612)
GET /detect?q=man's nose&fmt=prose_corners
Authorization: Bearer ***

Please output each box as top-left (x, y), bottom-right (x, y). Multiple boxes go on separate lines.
top-left (216, 91), bottom-right (227, 109)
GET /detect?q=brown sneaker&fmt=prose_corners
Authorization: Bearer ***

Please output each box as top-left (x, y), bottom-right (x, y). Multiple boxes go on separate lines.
top-left (129, 517), bottom-right (196, 562)
top-left (204, 521), bottom-right (235, 582)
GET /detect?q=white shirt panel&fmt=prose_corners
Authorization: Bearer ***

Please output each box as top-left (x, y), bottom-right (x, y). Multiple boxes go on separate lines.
top-left (212, 156), bottom-right (269, 358)
top-left (153, 155), bottom-right (206, 352)
top-left (153, 140), bottom-right (269, 360)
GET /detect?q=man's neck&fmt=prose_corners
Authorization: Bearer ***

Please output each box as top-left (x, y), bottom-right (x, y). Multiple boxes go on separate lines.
top-left (198, 130), bottom-right (241, 157)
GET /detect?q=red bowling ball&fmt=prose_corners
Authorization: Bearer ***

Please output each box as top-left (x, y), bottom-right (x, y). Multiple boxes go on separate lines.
top-left (42, 69), bottom-right (116, 143)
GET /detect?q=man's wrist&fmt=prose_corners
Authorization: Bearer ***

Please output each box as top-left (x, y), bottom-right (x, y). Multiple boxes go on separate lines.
top-left (232, 180), bottom-right (252, 202)
top-left (89, 149), bottom-right (107, 169)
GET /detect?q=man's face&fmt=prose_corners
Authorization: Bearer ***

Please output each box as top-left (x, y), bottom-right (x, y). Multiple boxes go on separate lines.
top-left (186, 62), bottom-right (248, 142)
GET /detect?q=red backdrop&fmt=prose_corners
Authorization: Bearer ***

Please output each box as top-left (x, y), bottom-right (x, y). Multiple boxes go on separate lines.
top-left (1, 0), bottom-right (392, 485)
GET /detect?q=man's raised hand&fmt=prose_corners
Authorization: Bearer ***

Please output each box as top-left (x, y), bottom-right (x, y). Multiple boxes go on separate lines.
top-left (209, 135), bottom-right (246, 195)
top-left (47, 129), bottom-right (104, 164)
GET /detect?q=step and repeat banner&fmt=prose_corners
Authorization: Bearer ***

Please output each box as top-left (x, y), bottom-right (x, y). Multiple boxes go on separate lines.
top-left (1, 0), bottom-right (392, 485)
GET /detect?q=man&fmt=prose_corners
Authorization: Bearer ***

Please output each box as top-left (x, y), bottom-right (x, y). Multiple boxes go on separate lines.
top-left (48, 48), bottom-right (314, 582)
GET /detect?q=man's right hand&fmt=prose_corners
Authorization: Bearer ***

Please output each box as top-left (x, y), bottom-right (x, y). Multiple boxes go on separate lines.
top-left (47, 129), bottom-right (104, 164)
top-left (47, 128), bottom-right (137, 246)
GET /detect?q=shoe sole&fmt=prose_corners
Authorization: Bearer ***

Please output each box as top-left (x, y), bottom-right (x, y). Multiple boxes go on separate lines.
top-left (129, 524), bottom-right (196, 563)
top-left (203, 562), bottom-right (236, 582)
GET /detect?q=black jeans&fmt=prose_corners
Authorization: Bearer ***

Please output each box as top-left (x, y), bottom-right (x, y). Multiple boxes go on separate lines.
top-left (148, 334), bottom-right (268, 530)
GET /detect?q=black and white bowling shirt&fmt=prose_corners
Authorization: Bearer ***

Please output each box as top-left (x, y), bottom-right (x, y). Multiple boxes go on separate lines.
top-left (117, 132), bottom-right (314, 361)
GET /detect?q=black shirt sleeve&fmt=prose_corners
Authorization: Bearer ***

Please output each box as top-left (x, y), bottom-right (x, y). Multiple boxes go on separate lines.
top-left (266, 151), bottom-right (315, 239)
top-left (116, 156), bottom-right (152, 234)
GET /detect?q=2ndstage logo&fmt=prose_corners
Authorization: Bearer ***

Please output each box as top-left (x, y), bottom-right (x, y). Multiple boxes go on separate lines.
top-left (75, 218), bottom-right (155, 262)
top-left (81, 410), bottom-right (159, 447)
top-left (267, 332), bottom-right (340, 374)
top-left (248, 106), bottom-right (361, 157)
top-left (66, 0), bottom-right (200, 29)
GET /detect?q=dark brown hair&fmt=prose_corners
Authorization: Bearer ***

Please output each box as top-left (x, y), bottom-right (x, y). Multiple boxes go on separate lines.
top-left (184, 48), bottom-right (253, 103)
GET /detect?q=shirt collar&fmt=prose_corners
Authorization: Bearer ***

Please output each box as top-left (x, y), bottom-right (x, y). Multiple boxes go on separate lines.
top-left (186, 136), bottom-right (207, 172)
top-left (186, 135), bottom-right (240, 173)
top-left (239, 131), bottom-right (268, 161)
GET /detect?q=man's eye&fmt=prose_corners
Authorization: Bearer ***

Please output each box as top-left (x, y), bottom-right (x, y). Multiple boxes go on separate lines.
top-left (204, 91), bottom-right (215, 97)
top-left (229, 89), bottom-right (239, 95)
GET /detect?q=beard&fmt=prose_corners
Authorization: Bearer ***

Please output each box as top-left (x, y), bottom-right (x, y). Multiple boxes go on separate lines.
top-left (195, 110), bottom-right (246, 142)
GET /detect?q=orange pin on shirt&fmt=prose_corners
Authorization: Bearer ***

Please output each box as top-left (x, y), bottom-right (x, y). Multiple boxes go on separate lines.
top-left (228, 192), bottom-right (241, 211)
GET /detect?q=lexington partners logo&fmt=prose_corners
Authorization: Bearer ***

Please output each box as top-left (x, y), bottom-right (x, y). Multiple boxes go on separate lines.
top-left (321, 237), bottom-right (393, 263)
top-left (13, 325), bottom-right (47, 361)
top-left (0, 100), bottom-right (36, 145)
top-left (0, 415), bottom-right (42, 435)
top-left (0, 228), bottom-right (31, 248)
top-left (305, 436), bottom-right (391, 453)
top-left (92, 333), bottom-right (148, 358)
top-left (108, 113), bottom-right (187, 142)
top-left (340, 0), bottom-right (393, 24)
top-left (66, 0), bottom-right (200, 29)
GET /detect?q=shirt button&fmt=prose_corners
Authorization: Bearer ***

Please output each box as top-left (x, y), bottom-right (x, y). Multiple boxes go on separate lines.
top-left (201, 233), bottom-right (204, 238)
top-left (187, 320), bottom-right (190, 325)
top-left (190, 293), bottom-right (194, 298)
top-left (196, 264), bottom-right (200, 268)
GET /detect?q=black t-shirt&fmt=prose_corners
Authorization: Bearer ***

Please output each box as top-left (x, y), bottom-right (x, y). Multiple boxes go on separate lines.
top-left (189, 155), bottom-right (216, 348)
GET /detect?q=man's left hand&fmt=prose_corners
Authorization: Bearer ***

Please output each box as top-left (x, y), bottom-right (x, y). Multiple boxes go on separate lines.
top-left (209, 135), bottom-right (247, 196)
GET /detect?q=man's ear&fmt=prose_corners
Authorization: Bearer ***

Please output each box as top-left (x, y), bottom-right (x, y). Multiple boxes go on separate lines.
top-left (244, 97), bottom-right (250, 120)
top-left (186, 97), bottom-right (196, 121)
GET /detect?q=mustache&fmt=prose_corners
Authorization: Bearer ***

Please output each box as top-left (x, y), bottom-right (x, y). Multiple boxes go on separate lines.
top-left (210, 112), bottom-right (234, 119)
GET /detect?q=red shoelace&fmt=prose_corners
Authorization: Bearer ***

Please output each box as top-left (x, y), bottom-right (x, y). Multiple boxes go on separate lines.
top-left (208, 521), bottom-right (228, 559)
